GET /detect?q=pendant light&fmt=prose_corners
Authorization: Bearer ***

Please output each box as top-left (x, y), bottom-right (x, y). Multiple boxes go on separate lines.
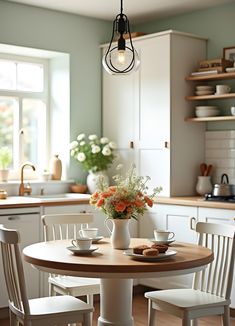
top-left (102, 0), bottom-right (140, 75)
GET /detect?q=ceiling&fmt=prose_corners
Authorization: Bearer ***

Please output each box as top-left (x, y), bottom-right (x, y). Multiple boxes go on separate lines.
top-left (5, 0), bottom-right (234, 23)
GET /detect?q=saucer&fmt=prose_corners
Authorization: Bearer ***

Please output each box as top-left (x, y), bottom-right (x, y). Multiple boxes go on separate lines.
top-left (124, 249), bottom-right (177, 262)
top-left (148, 238), bottom-right (175, 245)
top-left (91, 236), bottom-right (104, 244)
top-left (66, 246), bottom-right (98, 255)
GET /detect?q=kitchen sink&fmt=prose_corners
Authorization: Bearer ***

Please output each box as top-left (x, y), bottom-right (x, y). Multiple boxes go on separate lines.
top-left (30, 193), bottom-right (90, 201)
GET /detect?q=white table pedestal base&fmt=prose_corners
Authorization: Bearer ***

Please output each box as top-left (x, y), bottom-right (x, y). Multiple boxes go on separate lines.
top-left (98, 278), bottom-right (134, 326)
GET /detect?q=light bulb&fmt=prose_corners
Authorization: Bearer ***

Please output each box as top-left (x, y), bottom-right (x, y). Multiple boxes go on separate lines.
top-left (117, 50), bottom-right (126, 65)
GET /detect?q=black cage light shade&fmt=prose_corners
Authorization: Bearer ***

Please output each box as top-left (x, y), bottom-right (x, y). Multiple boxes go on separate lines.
top-left (102, 0), bottom-right (140, 75)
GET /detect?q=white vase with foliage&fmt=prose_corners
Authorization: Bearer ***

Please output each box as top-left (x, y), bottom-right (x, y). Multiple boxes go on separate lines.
top-left (70, 133), bottom-right (116, 194)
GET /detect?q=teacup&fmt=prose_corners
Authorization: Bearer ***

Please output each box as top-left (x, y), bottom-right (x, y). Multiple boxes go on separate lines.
top-left (216, 85), bottom-right (231, 94)
top-left (79, 228), bottom-right (98, 238)
top-left (154, 229), bottom-right (175, 242)
top-left (71, 237), bottom-right (92, 250)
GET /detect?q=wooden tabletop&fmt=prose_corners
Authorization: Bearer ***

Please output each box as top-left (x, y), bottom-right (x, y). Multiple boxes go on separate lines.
top-left (23, 238), bottom-right (213, 278)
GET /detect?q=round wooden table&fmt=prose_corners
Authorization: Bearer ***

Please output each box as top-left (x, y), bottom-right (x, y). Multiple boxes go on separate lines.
top-left (23, 238), bottom-right (213, 326)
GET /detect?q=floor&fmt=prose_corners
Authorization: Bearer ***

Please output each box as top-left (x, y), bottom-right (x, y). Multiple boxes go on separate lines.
top-left (1, 293), bottom-right (235, 326)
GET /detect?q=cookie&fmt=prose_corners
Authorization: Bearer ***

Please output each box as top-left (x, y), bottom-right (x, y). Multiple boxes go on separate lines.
top-left (143, 248), bottom-right (159, 257)
top-left (133, 245), bottom-right (150, 255)
top-left (151, 244), bottom-right (168, 253)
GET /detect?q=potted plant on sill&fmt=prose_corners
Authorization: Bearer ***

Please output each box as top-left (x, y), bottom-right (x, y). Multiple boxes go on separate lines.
top-left (0, 146), bottom-right (12, 182)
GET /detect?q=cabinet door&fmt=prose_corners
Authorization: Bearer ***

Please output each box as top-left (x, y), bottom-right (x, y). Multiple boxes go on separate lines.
top-left (136, 36), bottom-right (171, 195)
top-left (102, 66), bottom-right (138, 149)
top-left (198, 207), bottom-right (235, 308)
top-left (0, 213), bottom-right (40, 307)
top-left (139, 204), bottom-right (198, 290)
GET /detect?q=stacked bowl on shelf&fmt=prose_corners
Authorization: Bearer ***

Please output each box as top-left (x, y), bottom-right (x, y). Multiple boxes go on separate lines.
top-left (195, 106), bottom-right (220, 117)
top-left (195, 85), bottom-right (215, 96)
top-left (194, 85), bottom-right (220, 117)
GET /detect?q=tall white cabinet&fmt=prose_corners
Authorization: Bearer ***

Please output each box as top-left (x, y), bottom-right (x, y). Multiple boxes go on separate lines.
top-left (102, 30), bottom-right (207, 196)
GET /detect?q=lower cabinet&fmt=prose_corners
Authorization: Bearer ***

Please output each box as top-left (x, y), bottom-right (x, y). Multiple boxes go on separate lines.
top-left (0, 207), bottom-right (40, 308)
top-left (138, 203), bottom-right (235, 309)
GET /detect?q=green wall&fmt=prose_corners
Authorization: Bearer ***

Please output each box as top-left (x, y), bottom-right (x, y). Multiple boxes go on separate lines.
top-left (0, 0), bottom-right (111, 179)
top-left (136, 2), bottom-right (235, 130)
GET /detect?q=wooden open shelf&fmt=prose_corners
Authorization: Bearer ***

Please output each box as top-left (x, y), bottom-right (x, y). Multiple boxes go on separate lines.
top-left (185, 116), bottom-right (235, 122)
top-left (185, 93), bottom-right (235, 100)
top-left (185, 72), bottom-right (235, 81)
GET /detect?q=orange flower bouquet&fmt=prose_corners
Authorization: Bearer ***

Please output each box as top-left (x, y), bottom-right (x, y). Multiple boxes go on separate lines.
top-left (90, 165), bottom-right (162, 220)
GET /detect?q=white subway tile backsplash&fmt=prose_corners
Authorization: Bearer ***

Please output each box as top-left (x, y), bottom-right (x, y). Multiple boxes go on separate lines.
top-left (205, 131), bottom-right (235, 184)
top-left (205, 139), bottom-right (235, 149)
top-left (205, 130), bottom-right (235, 139)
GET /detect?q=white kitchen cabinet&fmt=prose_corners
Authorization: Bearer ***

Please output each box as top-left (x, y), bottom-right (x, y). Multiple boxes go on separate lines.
top-left (102, 30), bottom-right (206, 196)
top-left (0, 207), bottom-right (40, 308)
top-left (139, 204), bottom-right (198, 289)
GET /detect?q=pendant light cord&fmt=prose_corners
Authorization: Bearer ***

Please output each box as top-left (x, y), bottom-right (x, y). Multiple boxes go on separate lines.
top-left (120, 0), bottom-right (123, 15)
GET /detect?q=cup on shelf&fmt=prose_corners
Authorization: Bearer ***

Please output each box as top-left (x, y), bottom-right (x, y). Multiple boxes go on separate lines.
top-left (79, 228), bottom-right (98, 238)
top-left (71, 237), bottom-right (92, 250)
top-left (231, 107), bottom-right (235, 116)
top-left (215, 85), bottom-right (231, 95)
top-left (154, 229), bottom-right (175, 241)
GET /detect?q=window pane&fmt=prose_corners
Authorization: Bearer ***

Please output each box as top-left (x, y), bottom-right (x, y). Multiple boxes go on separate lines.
top-left (22, 99), bottom-right (46, 170)
top-left (0, 60), bottom-right (16, 90)
top-left (17, 63), bottom-right (44, 92)
top-left (0, 97), bottom-right (18, 168)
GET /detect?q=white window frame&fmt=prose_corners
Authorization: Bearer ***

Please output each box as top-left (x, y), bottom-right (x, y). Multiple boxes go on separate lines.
top-left (0, 53), bottom-right (50, 179)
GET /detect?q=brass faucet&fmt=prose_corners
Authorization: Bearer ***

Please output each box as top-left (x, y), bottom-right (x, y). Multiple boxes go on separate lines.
top-left (19, 162), bottom-right (36, 196)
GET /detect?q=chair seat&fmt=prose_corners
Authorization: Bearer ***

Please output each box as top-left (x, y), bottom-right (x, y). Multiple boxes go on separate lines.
top-left (49, 275), bottom-right (100, 296)
top-left (10, 295), bottom-right (93, 321)
top-left (145, 288), bottom-right (230, 310)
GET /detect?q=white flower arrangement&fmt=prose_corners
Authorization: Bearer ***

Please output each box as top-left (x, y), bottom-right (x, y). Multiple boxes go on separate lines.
top-left (70, 133), bottom-right (116, 173)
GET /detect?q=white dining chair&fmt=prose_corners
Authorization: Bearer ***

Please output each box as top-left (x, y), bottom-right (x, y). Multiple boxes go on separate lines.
top-left (42, 213), bottom-right (100, 323)
top-left (0, 224), bottom-right (93, 326)
top-left (145, 220), bottom-right (235, 326)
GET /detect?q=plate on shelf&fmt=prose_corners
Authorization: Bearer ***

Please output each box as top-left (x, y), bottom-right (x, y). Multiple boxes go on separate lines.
top-left (124, 249), bottom-right (177, 262)
top-left (195, 86), bottom-right (214, 91)
top-left (148, 238), bottom-right (175, 245)
top-left (66, 246), bottom-right (98, 255)
top-left (195, 90), bottom-right (214, 96)
top-left (91, 236), bottom-right (104, 244)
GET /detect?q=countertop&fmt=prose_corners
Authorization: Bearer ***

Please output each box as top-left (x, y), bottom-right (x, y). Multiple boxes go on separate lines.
top-left (155, 196), bottom-right (235, 210)
top-left (0, 194), bottom-right (235, 210)
top-left (0, 194), bottom-right (91, 209)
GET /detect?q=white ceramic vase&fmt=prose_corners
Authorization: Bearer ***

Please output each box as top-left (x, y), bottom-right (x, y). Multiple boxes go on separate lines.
top-left (105, 218), bottom-right (131, 249)
top-left (196, 176), bottom-right (212, 195)
top-left (86, 170), bottom-right (109, 194)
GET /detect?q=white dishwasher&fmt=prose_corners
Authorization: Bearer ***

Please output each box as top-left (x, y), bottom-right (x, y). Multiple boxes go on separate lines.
top-left (0, 206), bottom-right (40, 308)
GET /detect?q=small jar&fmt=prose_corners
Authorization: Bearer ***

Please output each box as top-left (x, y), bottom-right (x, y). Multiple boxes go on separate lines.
top-left (0, 189), bottom-right (8, 199)
top-left (196, 176), bottom-right (212, 195)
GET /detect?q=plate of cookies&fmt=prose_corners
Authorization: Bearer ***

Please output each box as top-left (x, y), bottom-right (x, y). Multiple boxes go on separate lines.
top-left (124, 244), bottom-right (177, 261)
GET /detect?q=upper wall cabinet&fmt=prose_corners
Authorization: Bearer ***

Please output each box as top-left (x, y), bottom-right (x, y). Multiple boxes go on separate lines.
top-left (102, 30), bottom-right (207, 196)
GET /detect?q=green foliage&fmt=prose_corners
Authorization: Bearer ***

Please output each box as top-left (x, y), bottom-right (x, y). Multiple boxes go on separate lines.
top-left (0, 147), bottom-right (12, 169)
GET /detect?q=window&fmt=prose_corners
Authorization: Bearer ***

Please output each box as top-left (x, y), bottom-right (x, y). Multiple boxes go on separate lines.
top-left (0, 55), bottom-right (48, 175)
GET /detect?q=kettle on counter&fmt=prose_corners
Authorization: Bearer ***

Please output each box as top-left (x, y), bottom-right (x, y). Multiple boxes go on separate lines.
top-left (212, 173), bottom-right (232, 197)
